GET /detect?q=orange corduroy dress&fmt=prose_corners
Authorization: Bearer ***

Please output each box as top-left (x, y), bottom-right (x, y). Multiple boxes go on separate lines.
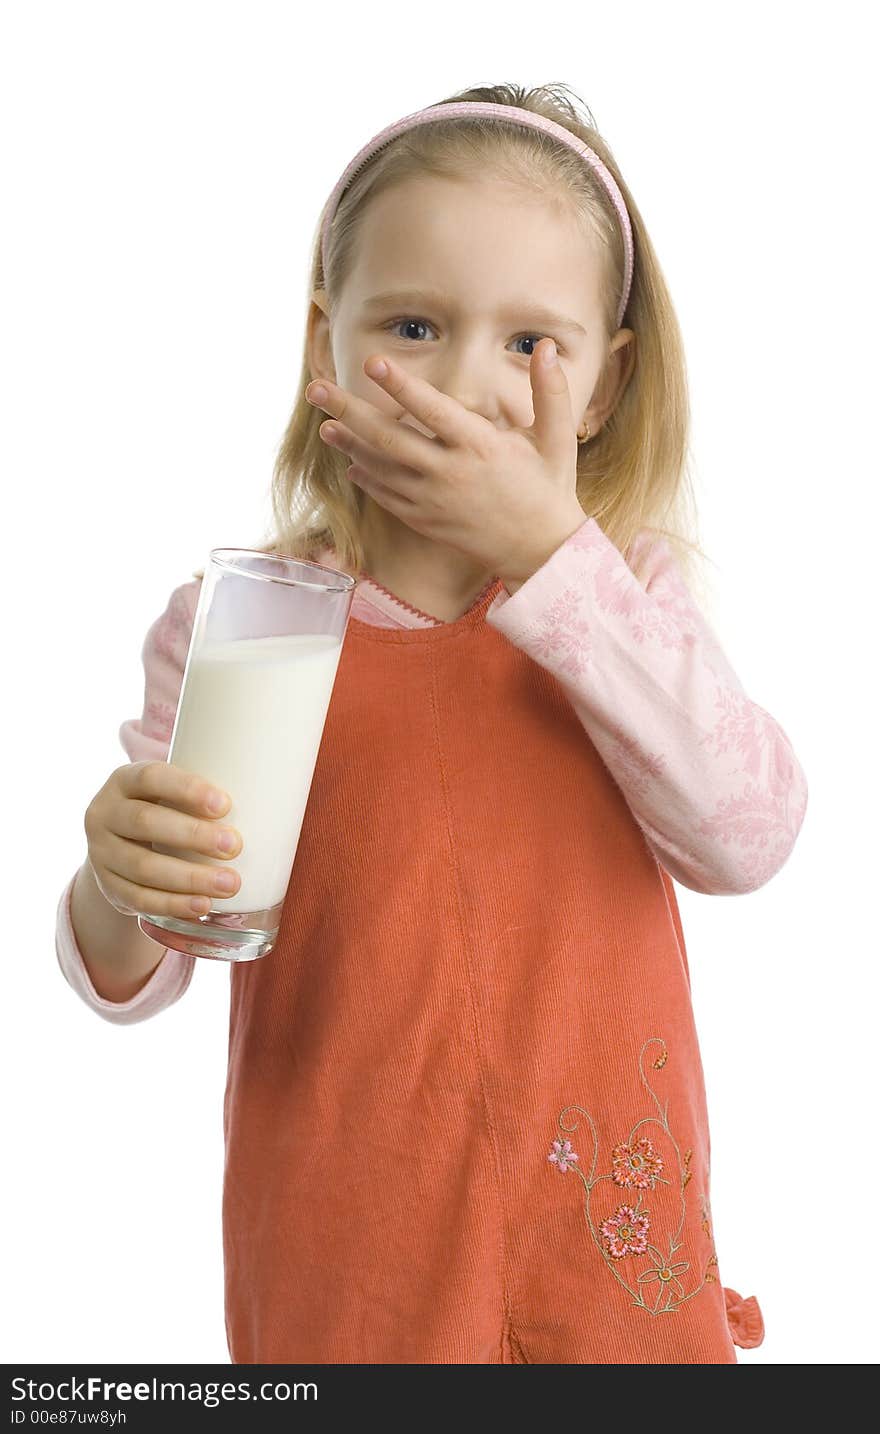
top-left (221, 577), bottom-right (763, 1364)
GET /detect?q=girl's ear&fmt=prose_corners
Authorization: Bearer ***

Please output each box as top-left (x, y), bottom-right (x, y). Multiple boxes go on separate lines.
top-left (586, 330), bottom-right (637, 432)
top-left (308, 291), bottom-right (335, 383)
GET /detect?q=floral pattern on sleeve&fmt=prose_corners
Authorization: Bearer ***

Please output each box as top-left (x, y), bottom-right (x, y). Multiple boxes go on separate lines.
top-left (486, 518), bottom-right (808, 896)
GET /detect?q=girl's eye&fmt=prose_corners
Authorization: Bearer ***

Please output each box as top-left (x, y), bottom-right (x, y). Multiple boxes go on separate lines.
top-left (509, 333), bottom-right (549, 357)
top-left (384, 318), bottom-right (436, 343)
top-left (382, 318), bottom-right (551, 358)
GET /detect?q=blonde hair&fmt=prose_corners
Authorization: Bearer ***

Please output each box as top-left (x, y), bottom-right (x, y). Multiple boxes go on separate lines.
top-left (196, 82), bottom-right (715, 610)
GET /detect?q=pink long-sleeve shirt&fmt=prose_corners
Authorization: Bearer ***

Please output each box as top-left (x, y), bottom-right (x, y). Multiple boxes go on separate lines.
top-left (55, 516), bottom-right (808, 1025)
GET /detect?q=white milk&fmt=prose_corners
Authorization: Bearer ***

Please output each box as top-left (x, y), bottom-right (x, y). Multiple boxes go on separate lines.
top-left (154, 632), bottom-right (343, 914)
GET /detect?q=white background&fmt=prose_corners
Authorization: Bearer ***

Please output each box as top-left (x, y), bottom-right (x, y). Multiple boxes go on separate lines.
top-left (3, 0), bottom-right (876, 1367)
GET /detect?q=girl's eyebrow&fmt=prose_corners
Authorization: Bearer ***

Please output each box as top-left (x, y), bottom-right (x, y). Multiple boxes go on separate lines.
top-left (361, 287), bottom-right (588, 337)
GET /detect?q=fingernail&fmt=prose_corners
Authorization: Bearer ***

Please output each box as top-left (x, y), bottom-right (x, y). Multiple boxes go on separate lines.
top-left (542, 340), bottom-right (558, 366)
top-left (366, 359), bottom-right (388, 379)
top-left (308, 383), bottom-right (328, 404)
top-left (207, 790), bottom-right (228, 813)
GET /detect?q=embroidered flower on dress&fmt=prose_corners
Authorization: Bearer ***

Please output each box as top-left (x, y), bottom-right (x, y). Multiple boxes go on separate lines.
top-left (547, 1037), bottom-right (764, 1339)
top-left (601, 1205), bottom-right (650, 1259)
top-left (636, 1259), bottom-right (689, 1297)
top-left (611, 1137), bottom-right (664, 1189)
top-left (547, 1138), bottom-right (579, 1172)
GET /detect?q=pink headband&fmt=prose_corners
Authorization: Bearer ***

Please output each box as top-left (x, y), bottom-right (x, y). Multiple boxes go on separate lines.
top-left (320, 101), bottom-right (634, 330)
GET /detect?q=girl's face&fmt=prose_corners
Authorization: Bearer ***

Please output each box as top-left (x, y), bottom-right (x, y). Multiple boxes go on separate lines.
top-left (308, 174), bottom-right (633, 445)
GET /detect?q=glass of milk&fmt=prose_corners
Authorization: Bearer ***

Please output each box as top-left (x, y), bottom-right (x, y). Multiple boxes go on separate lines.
top-left (137, 548), bottom-right (356, 962)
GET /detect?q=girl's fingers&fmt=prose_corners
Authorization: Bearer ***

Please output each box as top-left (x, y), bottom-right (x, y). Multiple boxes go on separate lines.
top-left (346, 463), bottom-right (415, 516)
top-left (120, 759), bottom-right (229, 818)
top-left (100, 866), bottom-right (224, 920)
top-left (100, 828), bottom-right (240, 900)
top-left (307, 358), bottom-right (488, 473)
top-left (528, 338), bottom-right (578, 460)
top-left (321, 421), bottom-right (421, 499)
top-left (114, 796), bottom-right (241, 858)
top-left (361, 356), bottom-right (488, 451)
top-left (313, 388), bottom-right (439, 475)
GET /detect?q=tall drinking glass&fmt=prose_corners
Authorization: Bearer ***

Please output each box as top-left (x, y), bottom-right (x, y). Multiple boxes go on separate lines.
top-left (137, 548), bottom-right (356, 962)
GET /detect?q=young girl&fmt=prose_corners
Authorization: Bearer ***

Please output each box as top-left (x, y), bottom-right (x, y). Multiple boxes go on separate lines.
top-left (57, 83), bottom-right (807, 1364)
